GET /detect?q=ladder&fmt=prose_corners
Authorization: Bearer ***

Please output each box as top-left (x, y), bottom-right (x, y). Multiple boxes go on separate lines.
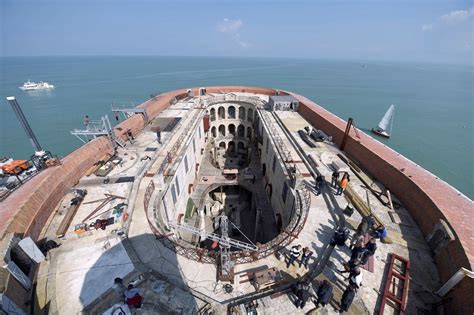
top-left (379, 253), bottom-right (410, 314)
top-left (114, 136), bottom-right (127, 148)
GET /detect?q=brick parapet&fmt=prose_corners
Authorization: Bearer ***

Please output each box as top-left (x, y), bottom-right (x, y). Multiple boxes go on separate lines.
top-left (293, 92), bottom-right (473, 314)
top-left (1, 86), bottom-right (471, 313)
top-left (0, 137), bottom-right (114, 240)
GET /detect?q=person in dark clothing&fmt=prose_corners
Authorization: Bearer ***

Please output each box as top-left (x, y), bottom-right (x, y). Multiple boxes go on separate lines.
top-left (299, 247), bottom-right (313, 269)
top-left (315, 174), bottom-right (324, 195)
top-left (350, 242), bottom-right (365, 262)
top-left (156, 126), bottom-right (162, 144)
top-left (373, 226), bottom-right (387, 242)
top-left (340, 284), bottom-right (357, 313)
top-left (331, 227), bottom-right (350, 247)
top-left (315, 280), bottom-right (333, 309)
top-left (360, 238), bottom-right (377, 265)
top-left (295, 280), bottom-right (312, 309)
top-left (331, 170), bottom-right (340, 188)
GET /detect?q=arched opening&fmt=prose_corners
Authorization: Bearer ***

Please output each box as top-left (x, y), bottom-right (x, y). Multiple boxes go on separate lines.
top-left (228, 124), bottom-right (236, 136)
top-left (228, 106), bottom-right (236, 119)
top-left (211, 126), bottom-right (217, 138)
top-left (210, 108), bottom-right (216, 121)
top-left (247, 127), bottom-right (252, 139)
top-left (228, 141), bottom-right (235, 154)
top-left (219, 141), bottom-right (226, 149)
top-left (237, 124), bottom-right (245, 137)
top-left (239, 107), bottom-right (246, 120)
top-left (219, 125), bottom-right (226, 137)
top-left (247, 108), bottom-right (254, 122)
top-left (218, 106), bottom-right (225, 119)
top-left (237, 141), bottom-right (245, 151)
top-left (276, 213), bottom-right (283, 232)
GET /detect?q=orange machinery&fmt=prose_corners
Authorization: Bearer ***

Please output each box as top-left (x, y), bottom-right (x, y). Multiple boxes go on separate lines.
top-left (1, 160), bottom-right (30, 175)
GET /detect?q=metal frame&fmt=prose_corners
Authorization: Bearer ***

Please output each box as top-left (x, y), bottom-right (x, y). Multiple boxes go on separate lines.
top-left (111, 103), bottom-right (148, 123)
top-left (71, 115), bottom-right (113, 143)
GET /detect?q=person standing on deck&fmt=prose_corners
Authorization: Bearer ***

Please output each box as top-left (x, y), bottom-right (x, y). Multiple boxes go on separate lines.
top-left (287, 244), bottom-right (302, 268)
top-left (340, 283), bottom-right (357, 313)
top-left (83, 115), bottom-right (90, 130)
top-left (315, 174), bottom-right (324, 195)
top-left (156, 126), bottom-right (162, 144)
top-left (314, 280), bottom-right (333, 309)
top-left (299, 247), bottom-right (313, 269)
top-left (294, 279), bottom-right (312, 309)
top-left (336, 173), bottom-right (349, 195)
top-left (331, 170), bottom-right (340, 188)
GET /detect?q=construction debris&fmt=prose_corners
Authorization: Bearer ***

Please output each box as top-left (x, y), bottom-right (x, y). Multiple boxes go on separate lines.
top-left (56, 189), bottom-right (87, 237)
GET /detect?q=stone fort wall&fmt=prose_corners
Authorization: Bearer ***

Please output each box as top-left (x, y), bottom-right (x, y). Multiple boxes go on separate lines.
top-left (1, 85), bottom-right (472, 314)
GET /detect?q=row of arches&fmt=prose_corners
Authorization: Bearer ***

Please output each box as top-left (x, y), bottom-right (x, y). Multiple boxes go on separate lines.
top-left (218, 140), bottom-right (247, 151)
top-left (209, 106), bottom-right (254, 122)
top-left (211, 124), bottom-right (252, 139)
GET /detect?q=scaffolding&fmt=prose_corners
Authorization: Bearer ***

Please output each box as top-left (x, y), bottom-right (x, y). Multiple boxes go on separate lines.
top-left (111, 103), bottom-right (148, 123)
top-left (70, 115), bottom-right (126, 148)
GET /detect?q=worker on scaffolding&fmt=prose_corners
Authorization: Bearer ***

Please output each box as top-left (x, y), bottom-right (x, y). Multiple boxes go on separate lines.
top-left (83, 115), bottom-right (90, 130)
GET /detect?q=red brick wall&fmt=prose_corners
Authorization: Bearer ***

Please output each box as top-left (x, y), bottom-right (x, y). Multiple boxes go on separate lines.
top-left (0, 137), bottom-right (114, 240)
top-left (2, 85), bottom-right (471, 313)
top-left (294, 92), bottom-right (474, 315)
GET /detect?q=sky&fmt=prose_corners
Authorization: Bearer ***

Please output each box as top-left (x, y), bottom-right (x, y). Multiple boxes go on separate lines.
top-left (1, 0), bottom-right (473, 64)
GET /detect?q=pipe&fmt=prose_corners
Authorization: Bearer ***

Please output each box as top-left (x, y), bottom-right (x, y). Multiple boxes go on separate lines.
top-left (436, 267), bottom-right (474, 297)
top-left (6, 96), bottom-right (43, 152)
top-left (340, 117), bottom-right (353, 151)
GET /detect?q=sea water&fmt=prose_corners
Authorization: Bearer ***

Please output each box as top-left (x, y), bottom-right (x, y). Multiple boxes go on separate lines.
top-left (0, 56), bottom-right (472, 198)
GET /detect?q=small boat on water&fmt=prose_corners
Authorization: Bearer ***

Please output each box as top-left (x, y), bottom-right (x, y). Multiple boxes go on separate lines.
top-left (19, 80), bottom-right (55, 91)
top-left (372, 104), bottom-right (395, 138)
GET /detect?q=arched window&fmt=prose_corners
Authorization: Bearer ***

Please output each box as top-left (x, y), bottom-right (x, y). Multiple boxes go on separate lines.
top-left (247, 108), bottom-right (254, 122)
top-left (228, 106), bottom-right (236, 119)
top-left (237, 124), bottom-right (245, 137)
top-left (228, 141), bottom-right (235, 153)
top-left (218, 106), bottom-right (225, 119)
top-left (210, 108), bottom-right (216, 121)
top-left (239, 107), bottom-right (246, 120)
top-left (247, 127), bottom-right (252, 139)
top-left (211, 126), bottom-right (217, 138)
top-left (219, 125), bottom-right (226, 137)
top-left (238, 141), bottom-right (245, 151)
top-left (228, 124), bottom-right (236, 136)
top-left (219, 141), bottom-right (226, 149)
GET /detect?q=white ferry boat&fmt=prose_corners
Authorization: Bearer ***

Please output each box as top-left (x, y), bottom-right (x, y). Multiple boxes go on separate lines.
top-left (19, 80), bottom-right (55, 91)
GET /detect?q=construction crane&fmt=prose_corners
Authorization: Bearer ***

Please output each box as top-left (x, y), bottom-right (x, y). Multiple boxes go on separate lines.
top-left (168, 214), bottom-right (258, 281)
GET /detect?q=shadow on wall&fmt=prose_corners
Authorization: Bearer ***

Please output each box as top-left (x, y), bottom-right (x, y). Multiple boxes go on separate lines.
top-left (77, 234), bottom-right (200, 314)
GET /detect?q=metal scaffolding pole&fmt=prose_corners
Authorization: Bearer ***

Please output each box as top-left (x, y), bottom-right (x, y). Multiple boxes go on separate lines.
top-left (6, 96), bottom-right (43, 152)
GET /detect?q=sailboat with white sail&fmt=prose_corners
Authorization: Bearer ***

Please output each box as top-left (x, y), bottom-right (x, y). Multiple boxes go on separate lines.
top-left (372, 104), bottom-right (395, 138)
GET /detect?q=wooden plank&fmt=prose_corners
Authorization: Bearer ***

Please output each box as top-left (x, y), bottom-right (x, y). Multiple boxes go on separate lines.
top-left (56, 194), bottom-right (85, 237)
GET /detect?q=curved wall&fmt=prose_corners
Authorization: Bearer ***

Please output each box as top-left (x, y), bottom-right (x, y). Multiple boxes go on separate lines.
top-left (1, 85), bottom-right (472, 314)
top-left (294, 92), bottom-right (474, 315)
top-left (0, 88), bottom-right (190, 241)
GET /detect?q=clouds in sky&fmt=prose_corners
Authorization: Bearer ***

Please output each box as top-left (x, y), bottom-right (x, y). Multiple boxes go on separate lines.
top-left (217, 18), bottom-right (251, 49)
top-left (422, 7), bottom-right (474, 31)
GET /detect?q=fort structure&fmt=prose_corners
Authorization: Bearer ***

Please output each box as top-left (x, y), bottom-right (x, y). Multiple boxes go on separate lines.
top-left (0, 86), bottom-right (472, 314)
